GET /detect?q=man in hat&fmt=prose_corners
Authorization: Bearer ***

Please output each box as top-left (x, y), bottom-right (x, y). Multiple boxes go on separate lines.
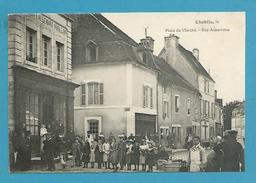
top-left (118, 134), bottom-right (127, 170)
top-left (221, 130), bottom-right (244, 171)
top-left (43, 132), bottom-right (56, 171)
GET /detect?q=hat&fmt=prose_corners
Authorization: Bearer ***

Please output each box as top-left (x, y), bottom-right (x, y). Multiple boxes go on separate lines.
top-left (118, 134), bottom-right (125, 138)
top-left (126, 139), bottom-right (133, 143)
top-left (99, 134), bottom-right (105, 138)
top-left (228, 130), bottom-right (238, 135)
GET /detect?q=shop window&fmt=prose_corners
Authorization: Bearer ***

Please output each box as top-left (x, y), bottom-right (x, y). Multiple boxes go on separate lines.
top-left (42, 35), bottom-right (51, 67)
top-left (54, 96), bottom-right (66, 134)
top-left (143, 85), bottom-right (153, 108)
top-left (174, 95), bottom-right (180, 113)
top-left (86, 41), bottom-right (97, 62)
top-left (25, 93), bottom-right (39, 135)
top-left (26, 27), bottom-right (37, 63)
top-left (171, 126), bottom-right (181, 142)
top-left (56, 42), bottom-right (64, 72)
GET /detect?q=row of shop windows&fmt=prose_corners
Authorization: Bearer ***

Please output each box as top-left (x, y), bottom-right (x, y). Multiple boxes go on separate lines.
top-left (26, 27), bottom-right (64, 72)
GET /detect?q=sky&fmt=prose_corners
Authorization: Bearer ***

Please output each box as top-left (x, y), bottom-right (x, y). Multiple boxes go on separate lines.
top-left (102, 12), bottom-right (245, 104)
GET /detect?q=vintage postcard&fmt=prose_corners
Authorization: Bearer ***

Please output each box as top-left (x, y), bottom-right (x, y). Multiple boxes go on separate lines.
top-left (8, 12), bottom-right (245, 173)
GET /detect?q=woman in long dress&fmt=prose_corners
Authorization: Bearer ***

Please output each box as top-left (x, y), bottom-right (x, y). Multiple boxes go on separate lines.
top-left (109, 138), bottom-right (119, 172)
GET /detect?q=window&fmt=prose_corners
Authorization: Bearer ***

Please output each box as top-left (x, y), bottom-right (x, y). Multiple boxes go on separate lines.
top-left (26, 27), bottom-right (37, 63)
top-left (200, 99), bottom-right (203, 116)
top-left (187, 98), bottom-right (191, 115)
top-left (81, 84), bottom-right (86, 106)
top-left (88, 119), bottom-right (99, 135)
top-left (204, 79), bottom-right (210, 93)
top-left (143, 85), bottom-right (153, 108)
top-left (81, 82), bottom-right (103, 106)
top-left (86, 41), bottom-right (97, 62)
top-left (42, 35), bottom-right (51, 66)
top-left (174, 95), bottom-right (180, 113)
top-left (142, 52), bottom-right (147, 64)
top-left (211, 103), bottom-right (214, 118)
top-left (163, 86), bottom-right (167, 94)
top-left (56, 42), bottom-right (64, 72)
top-left (171, 126), bottom-right (181, 142)
top-left (25, 92), bottom-right (39, 135)
top-left (163, 101), bottom-right (169, 119)
top-left (54, 96), bottom-right (66, 134)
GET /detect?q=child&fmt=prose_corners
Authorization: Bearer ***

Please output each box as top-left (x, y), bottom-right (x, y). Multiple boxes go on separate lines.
top-left (102, 139), bottom-right (110, 169)
top-left (90, 140), bottom-right (96, 168)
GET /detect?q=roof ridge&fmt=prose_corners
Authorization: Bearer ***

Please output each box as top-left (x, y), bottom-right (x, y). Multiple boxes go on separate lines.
top-left (92, 14), bottom-right (138, 47)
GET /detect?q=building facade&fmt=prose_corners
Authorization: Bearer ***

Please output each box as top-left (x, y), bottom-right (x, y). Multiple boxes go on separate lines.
top-left (231, 101), bottom-right (245, 147)
top-left (154, 56), bottom-right (201, 148)
top-left (71, 14), bottom-right (158, 140)
top-left (159, 34), bottom-right (217, 141)
top-left (8, 14), bottom-right (78, 154)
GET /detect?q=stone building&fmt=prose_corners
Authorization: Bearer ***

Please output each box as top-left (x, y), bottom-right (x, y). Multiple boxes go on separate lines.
top-left (8, 14), bottom-right (78, 154)
top-left (159, 34), bottom-right (216, 141)
top-left (154, 56), bottom-right (201, 148)
top-left (70, 14), bottom-right (158, 140)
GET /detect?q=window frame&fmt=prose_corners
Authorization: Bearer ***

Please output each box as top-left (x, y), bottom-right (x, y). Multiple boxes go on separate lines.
top-left (174, 95), bottom-right (180, 113)
top-left (42, 35), bottom-right (51, 67)
top-left (26, 27), bottom-right (37, 63)
top-left (81, 82), bottom-right (104, 106)
top-left (85, 41), bottom-right (98, 62)
top-left (56, 41), bottom-right (64, 72)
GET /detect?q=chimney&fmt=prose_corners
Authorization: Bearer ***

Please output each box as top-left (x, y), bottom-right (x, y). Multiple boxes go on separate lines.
top-left (140, 36), bottom-right (154, 52)
top-left (192, 48), bottom-right (199, 60)
top-left (164, 34), bottom-right (179, 66)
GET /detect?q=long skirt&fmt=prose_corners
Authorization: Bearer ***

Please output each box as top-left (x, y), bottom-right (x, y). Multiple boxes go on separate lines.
top-left (126, 153), bottom-right (132, 164)
top-left (103, 153), bottom-right (109, 162)
top-left (190, 163), bottom-right (201, 172)
top-left (109, 150), bottom-right (118, 163)
top-left (90, 152), bottom-right (95, 162)
top-left (139, 154), bottom-right (146, 164)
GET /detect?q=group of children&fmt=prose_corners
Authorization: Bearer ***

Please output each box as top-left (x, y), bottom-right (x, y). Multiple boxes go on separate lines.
top-left (70, 133), bottom-right (159, 172)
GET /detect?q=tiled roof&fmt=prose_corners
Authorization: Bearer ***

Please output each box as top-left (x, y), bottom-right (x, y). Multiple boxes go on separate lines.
top-left (153, 56), bottom-right (200, 93)
top-left (159, 45), bottom-right (215, 82)
top-left (71, 14), bottom-right (157, 71)
top-left (178, 44), bottom-right (215, 82)
top-left (92, 14), bottom-right (138, 47)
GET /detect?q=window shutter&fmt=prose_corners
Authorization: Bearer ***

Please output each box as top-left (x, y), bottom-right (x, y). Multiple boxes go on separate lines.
top-left (99, 83), bottom-right (104, 104)
top-left (143, 86), bottom-right (146, 108)
top-left (150, 87), bottom-right (153, 108)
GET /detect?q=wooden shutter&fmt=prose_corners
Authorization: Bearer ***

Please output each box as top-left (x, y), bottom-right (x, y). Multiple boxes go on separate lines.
top-left (143, 86), bottom-right (146, 108)
top-left (99, 83), bottom-right (104, 104)
top-left (150, 87), bottom-right (153, 108)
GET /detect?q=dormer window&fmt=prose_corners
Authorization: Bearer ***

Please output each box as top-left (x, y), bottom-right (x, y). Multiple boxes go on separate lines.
top-left (86, 41), bottom-right (97, 62)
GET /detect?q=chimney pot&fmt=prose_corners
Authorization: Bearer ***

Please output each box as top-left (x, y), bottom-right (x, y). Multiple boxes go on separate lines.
top-left (140, 36), bottom-right (154, 52)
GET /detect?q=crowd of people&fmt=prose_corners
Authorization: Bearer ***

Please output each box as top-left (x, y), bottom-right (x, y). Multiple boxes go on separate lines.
top-left (186, 130), bottom-right (244, 172)
top-left (10, 124), bottom-right (244, 172)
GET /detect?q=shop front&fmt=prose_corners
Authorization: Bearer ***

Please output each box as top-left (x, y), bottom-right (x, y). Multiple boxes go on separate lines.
top-left (13, 65), bottom-right (78, 155)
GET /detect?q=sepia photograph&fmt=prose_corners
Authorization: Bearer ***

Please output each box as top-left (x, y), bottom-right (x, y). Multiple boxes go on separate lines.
top-left (8, 12), bottom-right (245, 173)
